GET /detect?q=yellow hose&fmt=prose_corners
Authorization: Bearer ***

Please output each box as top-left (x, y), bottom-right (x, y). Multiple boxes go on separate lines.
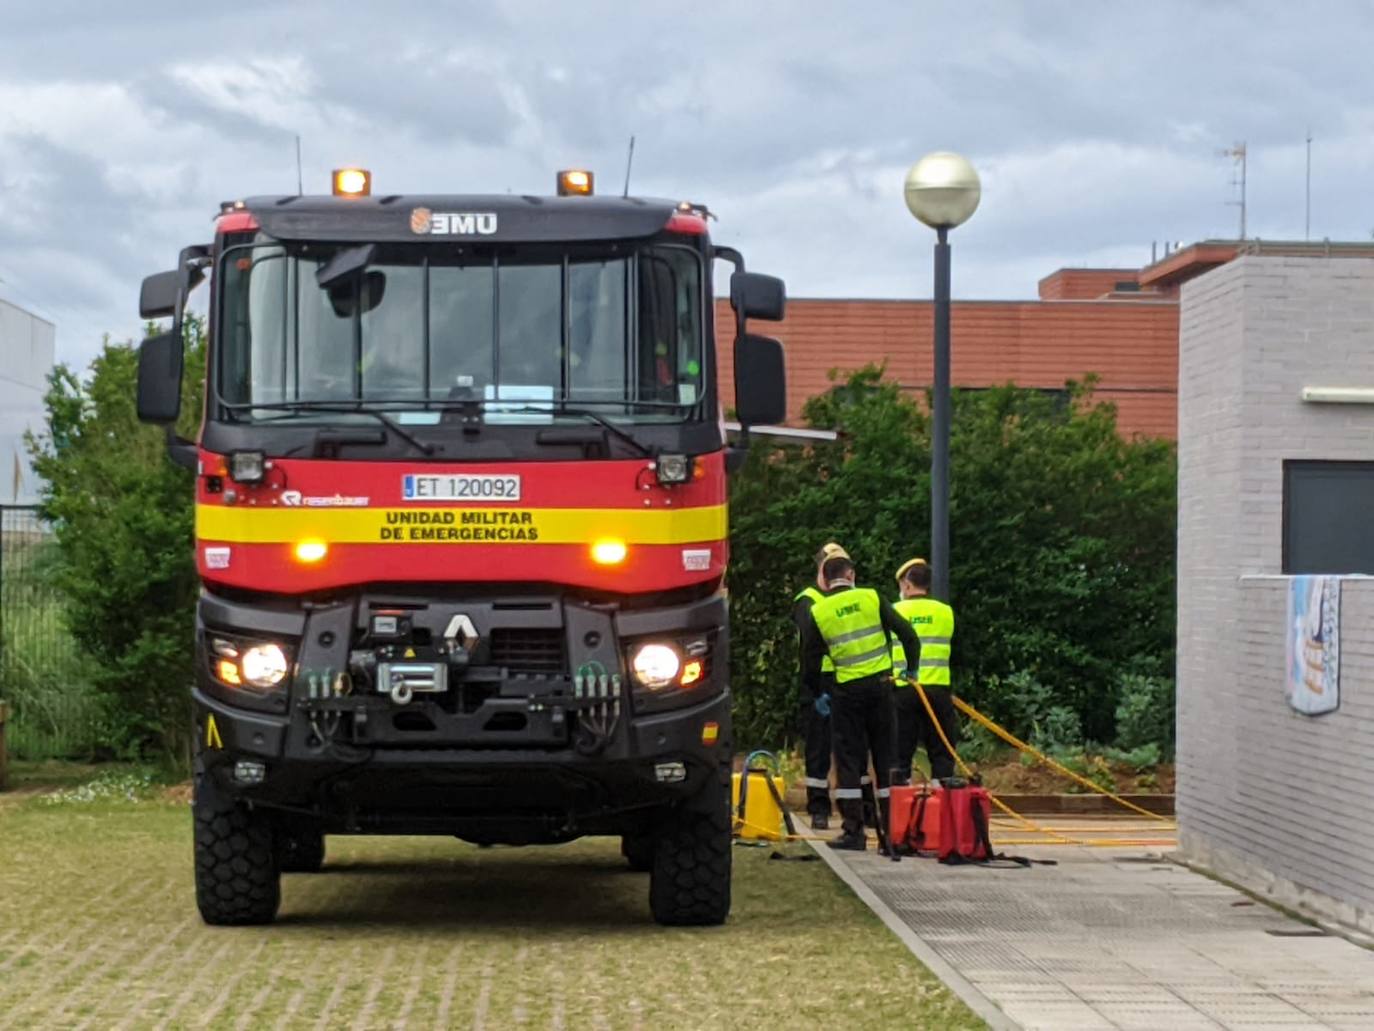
top-left (950, 694), bottom-right (1175, 825)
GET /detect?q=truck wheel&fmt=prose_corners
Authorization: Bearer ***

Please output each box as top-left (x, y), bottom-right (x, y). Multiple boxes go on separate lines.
top-left (649, 772), bottom-right (732, 926)
top-left (621, 834), bottom-right (654, 872)
top-left (194, 786), bottom-right (280, 926)
top-left (275, 823), bottom-right (326, 873)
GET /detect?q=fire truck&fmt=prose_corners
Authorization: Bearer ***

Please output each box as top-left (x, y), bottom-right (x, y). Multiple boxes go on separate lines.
top-left (135, 168), bottom-right (787, 926)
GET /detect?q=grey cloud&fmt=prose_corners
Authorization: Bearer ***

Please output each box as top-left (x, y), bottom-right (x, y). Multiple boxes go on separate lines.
top-left (1, 0), bottom-right (1373, 364)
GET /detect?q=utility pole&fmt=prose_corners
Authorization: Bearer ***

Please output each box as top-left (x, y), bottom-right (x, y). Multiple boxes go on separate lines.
top-left (1305, 129), bottom-right (1312, 240)
top-left (1222, 141), bottom-right (1247, 240)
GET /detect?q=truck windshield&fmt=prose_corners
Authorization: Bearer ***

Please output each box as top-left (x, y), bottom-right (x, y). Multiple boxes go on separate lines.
top-left (216, 241), bottom-right (705, 424)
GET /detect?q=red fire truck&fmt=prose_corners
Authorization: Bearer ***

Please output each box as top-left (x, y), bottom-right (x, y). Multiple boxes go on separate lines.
top-left (136, 168), bottom-right (787, 926)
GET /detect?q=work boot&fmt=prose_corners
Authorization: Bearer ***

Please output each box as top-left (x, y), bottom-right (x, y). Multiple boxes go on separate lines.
top-left (827, 832), bottom-right (866, 852)
top-left (810, 812), bottom-right (830, 831)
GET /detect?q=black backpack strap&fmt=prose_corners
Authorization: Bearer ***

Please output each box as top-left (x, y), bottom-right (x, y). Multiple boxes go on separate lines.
top-left (968, 797), bottom-right (1057, 868)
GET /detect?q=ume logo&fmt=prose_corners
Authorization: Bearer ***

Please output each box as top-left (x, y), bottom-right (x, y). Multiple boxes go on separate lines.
top-left (410, 208), bottom-right (498, 236)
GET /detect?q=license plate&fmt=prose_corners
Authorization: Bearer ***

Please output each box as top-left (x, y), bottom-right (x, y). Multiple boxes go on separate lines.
top-left (402, 474), bottom-right (521, 502)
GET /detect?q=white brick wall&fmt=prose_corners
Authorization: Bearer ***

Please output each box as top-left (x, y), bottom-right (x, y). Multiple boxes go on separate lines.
top-left (1177, 255), bottom-right (1374, 936)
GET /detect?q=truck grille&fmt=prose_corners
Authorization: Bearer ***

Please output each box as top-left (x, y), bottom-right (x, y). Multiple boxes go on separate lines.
top-left (487, 628), bottom-right (565, 674)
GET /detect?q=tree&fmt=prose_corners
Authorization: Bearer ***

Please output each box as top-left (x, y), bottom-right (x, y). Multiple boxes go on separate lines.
top-left (28, 319), bottom-right (206, 762)
top-left (727, 367), bottom-right (1176, 748)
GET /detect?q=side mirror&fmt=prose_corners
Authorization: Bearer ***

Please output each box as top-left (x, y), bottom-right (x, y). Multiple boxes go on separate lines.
top-left (730, 271), bottom-right (786, 321)
top-left (734, 333), bottom-right (787, 427)
top-left (137, 330), bottom-right (184, 424)
top-left (139, 270), bottom-right (181, 319)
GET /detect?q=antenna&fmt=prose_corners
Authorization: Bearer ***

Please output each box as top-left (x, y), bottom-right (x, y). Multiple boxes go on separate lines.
top-left (295, 135), bottom-right (303, 196)
top-left (622, 135), bottom-right (636, 198)
top-left (1221, 141), bottom-right (1247, 239)
top-left (1305, 128), bottom-right (1313, 240)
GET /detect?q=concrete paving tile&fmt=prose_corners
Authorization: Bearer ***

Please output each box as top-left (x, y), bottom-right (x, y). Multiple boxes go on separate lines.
top-left (971, 985), bottom-right (1082, 1003)
top-left (1072, 984), bottom-right (1194, 1005)
top-left (998, 1000), bottom-right (1119, 1031)
top-left (1092, 1002), bottom-right (1225, 1031)
top-left (811, 830), bottom-right (1374, 1031)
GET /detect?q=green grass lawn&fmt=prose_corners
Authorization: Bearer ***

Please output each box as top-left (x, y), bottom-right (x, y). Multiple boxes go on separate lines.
top-left (0, 786), bottom-right (983, 1030)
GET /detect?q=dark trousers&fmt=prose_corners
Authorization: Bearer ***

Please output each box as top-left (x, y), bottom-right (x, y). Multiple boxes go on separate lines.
top-left (831, 674), bottom-right (896, 837)
top-left (893, 683), bottom-right (960, 783)
top-left (800, 701), bottom-right (832, 817)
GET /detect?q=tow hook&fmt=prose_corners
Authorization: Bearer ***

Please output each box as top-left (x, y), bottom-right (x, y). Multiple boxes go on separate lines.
top-left (389, 678), bottom-right (414, 706)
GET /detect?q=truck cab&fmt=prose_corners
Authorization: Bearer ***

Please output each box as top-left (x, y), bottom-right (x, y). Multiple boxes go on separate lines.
top-left (136, 170), bottom-right (787, 926)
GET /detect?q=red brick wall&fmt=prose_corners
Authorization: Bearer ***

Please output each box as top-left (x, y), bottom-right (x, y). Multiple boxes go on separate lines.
top-left (715, 297), bottom-right (1180, 439)
top-left (1037, 268), bottom-right (1137, 300)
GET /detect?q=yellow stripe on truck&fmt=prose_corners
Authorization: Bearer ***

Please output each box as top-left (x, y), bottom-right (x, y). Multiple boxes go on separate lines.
top-left (196, 503), bottom-right (729, 546)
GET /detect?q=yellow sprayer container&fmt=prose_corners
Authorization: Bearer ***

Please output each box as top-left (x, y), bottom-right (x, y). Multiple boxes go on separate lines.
top-left (731, 770), bottom-right (787, 841)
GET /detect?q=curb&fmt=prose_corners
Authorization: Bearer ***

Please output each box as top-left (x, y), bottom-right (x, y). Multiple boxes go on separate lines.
top-left (802, 832), bottom-right (1019, 1031)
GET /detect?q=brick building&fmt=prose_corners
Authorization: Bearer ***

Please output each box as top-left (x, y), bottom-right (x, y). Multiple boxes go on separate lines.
top-left (718, 240), bottom-right (1374, 440)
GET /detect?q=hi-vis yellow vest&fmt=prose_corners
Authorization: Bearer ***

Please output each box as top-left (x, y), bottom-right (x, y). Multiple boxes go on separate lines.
top-left (891, 597), bottom-right (953, 686)
top-left (811, 588), bottom-right (892, 684)
top-left (794, 587), bottom-right (835, 674)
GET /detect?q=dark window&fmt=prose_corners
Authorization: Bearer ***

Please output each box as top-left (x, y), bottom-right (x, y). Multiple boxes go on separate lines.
top-left (1283, 460), bottom-right (1374, 574)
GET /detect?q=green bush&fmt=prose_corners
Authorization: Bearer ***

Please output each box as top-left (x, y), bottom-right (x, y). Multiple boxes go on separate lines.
top-left (1104, 742), bottom-right (1163, 772)
top-left (728, 366), bottom-right (1176, 750)
top-left (1053, 751), bottom-right (1117, 794)
top-left (26, 320), bottom-right (206, 764)
top-left (1034, 706), bottom-right (1083, 753)
top-left (1113, 672), bottom-right (1176, 757)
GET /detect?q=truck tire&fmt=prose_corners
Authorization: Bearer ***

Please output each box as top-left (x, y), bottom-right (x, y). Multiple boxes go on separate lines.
top-left (648, 772), bottom-right (732, 926)
top-left (194, 786), bottom-right (280, 926)
top-left (275, 823), bottom-right (326, 873)
top-left (621, 834), bottom-right (654, 872)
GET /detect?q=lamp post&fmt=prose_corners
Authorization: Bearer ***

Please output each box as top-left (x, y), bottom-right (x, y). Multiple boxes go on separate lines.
top-left (903, 151), bottom-right (981, 602)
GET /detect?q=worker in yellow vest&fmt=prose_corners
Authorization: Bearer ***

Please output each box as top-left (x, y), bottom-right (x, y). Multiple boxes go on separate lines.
top-left (890, 558), bottom-right (960, 782)
top-left (792, 542), bottom-right (848, 830)
top-left (801, 553), bottom-right (921, 851)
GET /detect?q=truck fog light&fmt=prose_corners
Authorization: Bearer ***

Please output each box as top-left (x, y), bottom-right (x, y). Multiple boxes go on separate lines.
top-left (240, 643), bottom-right (288, 688)
top-left (233, 760), bottom-right (266, 785)
top-left (631, 643), bottom-right (680, 689)
top-left (294, 539), bottom-right (328, 563)
top-left (654, 761), bottom-right (686, 783)
top-left (654, 453), bottom-right (692, 485)
top-left (591, 538), bottom-right (627, 565)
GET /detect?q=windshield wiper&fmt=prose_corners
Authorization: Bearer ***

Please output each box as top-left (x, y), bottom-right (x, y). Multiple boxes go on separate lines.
top-left (491, 405), bottom-right (655, 458)
top-left (231, 401), bottom-right (436, 456)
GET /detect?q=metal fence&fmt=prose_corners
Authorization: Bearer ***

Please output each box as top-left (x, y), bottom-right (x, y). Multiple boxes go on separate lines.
top-left (0, 506), bottom-right (101, 759)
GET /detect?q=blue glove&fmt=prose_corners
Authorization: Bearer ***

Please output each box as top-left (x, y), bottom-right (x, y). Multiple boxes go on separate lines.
top-left (813, 693), bottom-right (832, 717)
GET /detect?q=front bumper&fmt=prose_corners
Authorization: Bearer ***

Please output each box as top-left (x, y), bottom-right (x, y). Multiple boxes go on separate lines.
top-left (193, 587), bottom-right (732, 838)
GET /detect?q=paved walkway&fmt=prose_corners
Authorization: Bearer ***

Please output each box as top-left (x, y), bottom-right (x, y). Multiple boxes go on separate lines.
top-left (810, 817), bottom-right (1374, 1031)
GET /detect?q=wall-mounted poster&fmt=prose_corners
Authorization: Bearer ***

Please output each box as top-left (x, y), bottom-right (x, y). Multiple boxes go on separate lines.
top-left (1286, 575), bottom-right (1341, 715)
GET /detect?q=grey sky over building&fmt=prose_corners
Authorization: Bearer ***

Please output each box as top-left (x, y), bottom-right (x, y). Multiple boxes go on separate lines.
top-left (1, 0), bottom-right (1372, 366)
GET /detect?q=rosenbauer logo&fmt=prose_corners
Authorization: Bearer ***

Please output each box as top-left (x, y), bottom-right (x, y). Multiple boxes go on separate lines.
top-left (410, 208), bottom-right (498, 236)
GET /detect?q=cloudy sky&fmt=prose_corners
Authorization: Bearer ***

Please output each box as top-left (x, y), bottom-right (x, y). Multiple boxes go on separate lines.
top-left (2, 0), bottom-right (1373, 367)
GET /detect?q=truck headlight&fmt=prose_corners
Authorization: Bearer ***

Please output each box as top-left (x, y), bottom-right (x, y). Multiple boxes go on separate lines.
top-left (631, 643), bottom-right (681, 689)
top-left (240, 643), bottom-right (289, 688)
top-left (210, 636), bottom-right (291, 692)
